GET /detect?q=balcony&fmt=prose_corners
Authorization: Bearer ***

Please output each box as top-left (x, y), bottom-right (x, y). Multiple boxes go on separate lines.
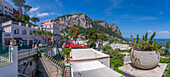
top-left (0, 45), bottom-right (12, 66)
top-left (2, 20), bottom-right (34, 28)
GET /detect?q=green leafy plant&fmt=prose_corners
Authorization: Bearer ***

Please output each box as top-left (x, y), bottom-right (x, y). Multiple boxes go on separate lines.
top-left (130, 32), bottom-right (167, 51)
top-left (10, 40), bottom-right (16, 42)
top-left (61, 48), bottom-right (71, 63)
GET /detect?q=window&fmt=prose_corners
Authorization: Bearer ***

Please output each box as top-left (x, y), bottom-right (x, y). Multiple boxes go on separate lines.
top-left (14, 28), bottom-right (19, 34)
top-left (5, 11), bottom-right (7, 13)
top-left (22, 29), bottom-right (26, 35)
top-left (4, 6), bottom-right (8, 9)
top-left (30, 62), bottom-right (32, 66)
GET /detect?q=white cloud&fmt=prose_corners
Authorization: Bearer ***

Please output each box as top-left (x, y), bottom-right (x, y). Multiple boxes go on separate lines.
top-left (29, 14), bottom-right (34, 18)
top-left (56, 0), bottom-right (63, 7)
top-left (37, 12), bottom-right (56, 17)
top-left (138, 16), bottom-right (158, 21)
top-left (105, 0), bottom-right (122, 15)
top-left (30, 7), bottom-right (39, 12)
top-left (148, 30), bottom-right (153, 33)
top-left (157, 31), bottom-right (170, 34)
top-left (37, 13), bottom-right (49, 17)
top-left (147, 30), bottom-right (170, 34)
top-left (159, 12), bottom-right (163, 14)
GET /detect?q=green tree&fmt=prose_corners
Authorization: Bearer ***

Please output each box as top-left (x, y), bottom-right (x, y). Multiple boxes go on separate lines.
top-left (31, 17), bottom-right (40, 25)
top-left (61, 48), bottom-right (71, 63)
top-left (70, 26), bottom-right (80, 43)
top-left (97, 33), bottom-right (108, 47)
top-left (30, 30), bottom-right (37, 43)
top-left (12, 0), bottom-right (26, 16)
top-left (24, 5), bottom-right (32, 14)
top-left (22, 14), bottom-right (30, 21)
top-left (83, 30), bottom-right (98, 48)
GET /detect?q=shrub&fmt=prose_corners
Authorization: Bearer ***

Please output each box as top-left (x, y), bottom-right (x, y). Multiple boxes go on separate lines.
top-left (0, 13), bottom-right (4, 16)
top-left (102, 44), bottom-right (113, 53)
top-left (130, 32), bottom-right (167, 51)
top-left (160, 58), bottom-right (170, 63)
top-left (110, 58), bottom-right (124, 74)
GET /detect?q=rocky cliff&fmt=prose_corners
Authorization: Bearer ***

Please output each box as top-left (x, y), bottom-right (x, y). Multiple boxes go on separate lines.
top-left (55, 13), bottom-right (122, 37)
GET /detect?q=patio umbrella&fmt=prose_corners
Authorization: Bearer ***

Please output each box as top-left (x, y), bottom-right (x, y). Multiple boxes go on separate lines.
top-left (64, 39), bottom-right (68, 41)
top-left (74, 44), bottom-right (80, 47)
top-left (69, 42), bottom-right (74, 45)
top-left (65, 44), bottom-right (70, 47)
top-left (83, 46), bottom-right (87, 48)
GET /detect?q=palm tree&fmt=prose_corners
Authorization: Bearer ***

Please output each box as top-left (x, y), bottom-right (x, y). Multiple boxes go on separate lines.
top-left (31, 17), bottom-right (40, 25)
top-left (70, 26), bottom-right (80, 43)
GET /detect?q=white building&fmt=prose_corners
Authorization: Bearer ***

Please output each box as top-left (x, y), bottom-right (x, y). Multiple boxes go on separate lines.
top-left (111, 43), bottom-right (131, 50)
top-left (72, 40), bottom-right (87, 45)
top-left (70, 49), bottom-right (123, 77)
top-left (0, 0), bottom-right (13, 16)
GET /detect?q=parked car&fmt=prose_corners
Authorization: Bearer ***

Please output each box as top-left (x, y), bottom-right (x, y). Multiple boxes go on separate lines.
top-left (39, 43), bottom-right (47, 47)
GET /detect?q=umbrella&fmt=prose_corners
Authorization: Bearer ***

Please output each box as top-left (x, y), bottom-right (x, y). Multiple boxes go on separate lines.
top-left (74, 44), bottom-right (80, 47)
top-left (64, 39), bottom-right (68, 41)
top-left (71, 45), bottom-right (77, 47)
top-left (83, 46), bottom-right (87, 48)
top-left (65, 44), bottom-right (70, 47)
top-left (69, 42), bottom-right (74, 45)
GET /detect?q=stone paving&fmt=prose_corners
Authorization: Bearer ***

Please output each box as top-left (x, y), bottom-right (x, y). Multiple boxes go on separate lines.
top-left (119, 63), bottom-right (167, 77)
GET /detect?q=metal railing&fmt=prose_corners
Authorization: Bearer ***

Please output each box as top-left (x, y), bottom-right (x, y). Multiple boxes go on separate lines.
top-left (18, 44), bottom-right (57, 59)
top-left (0, 45), bottom-right (11, 66)
top-left (62, 65), bottom-right (71, 77)
top-left (44, 54), bottom-right (64, 69)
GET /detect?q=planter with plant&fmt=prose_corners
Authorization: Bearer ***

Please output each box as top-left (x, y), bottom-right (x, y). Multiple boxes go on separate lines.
top-left (130, 32), bottom-right (164, 69)
top-left (10, 40), bottom-right (16, 46)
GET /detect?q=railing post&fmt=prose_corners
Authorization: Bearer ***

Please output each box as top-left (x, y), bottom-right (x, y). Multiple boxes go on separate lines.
top-left (9, 46), bottom-right (11, 62)
top-left (29, 50), bottom-right (30, 56)
top-left (70, 66), bottom-right (71, 77)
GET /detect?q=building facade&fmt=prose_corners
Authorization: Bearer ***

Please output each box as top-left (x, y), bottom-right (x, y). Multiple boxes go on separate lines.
top-left (111, 43), bottom-right (131, 50)
top-left (0, 0), bottom-right (13, 16)
top-left (2, 20), bottom-right (60, 47)
top-left (40, 20), bottom-right (60, 35)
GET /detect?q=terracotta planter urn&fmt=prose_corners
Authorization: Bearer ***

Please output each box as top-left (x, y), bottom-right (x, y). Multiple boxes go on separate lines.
top-left (131, 50), bottom-right (160, 69)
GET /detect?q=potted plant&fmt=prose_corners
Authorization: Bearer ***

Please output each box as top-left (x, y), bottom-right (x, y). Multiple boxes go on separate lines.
top-left (130, 32), bottom-right (163, 69)
top-left (10, 40), bottom-right (16, 46)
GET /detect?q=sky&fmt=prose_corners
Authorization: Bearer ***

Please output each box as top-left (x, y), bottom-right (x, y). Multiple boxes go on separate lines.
top-left (6, 0), bottom-right (170, 39)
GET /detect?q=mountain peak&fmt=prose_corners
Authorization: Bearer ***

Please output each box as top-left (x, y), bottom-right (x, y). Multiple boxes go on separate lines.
top-left (54, 13), bottom-right (122, 37)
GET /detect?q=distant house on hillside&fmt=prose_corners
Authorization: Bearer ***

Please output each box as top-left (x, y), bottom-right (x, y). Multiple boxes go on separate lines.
top-left (111, 43), bottom-right (131, 50)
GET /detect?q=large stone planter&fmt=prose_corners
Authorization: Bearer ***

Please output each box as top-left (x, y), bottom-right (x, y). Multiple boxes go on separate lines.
top-left (131, 50), bottom-right (160, 69)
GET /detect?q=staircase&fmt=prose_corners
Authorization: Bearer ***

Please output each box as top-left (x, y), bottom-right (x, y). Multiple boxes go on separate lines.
top-left (63, 66), bottom-right (71, 77)
top-left (44, 54), bottom-right (64, 69)
top-left (40, 53), bottom-right (63, 77)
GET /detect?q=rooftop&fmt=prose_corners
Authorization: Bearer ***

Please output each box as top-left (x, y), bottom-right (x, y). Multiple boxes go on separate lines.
top-left (72, 61), bottom-right (123, 77)
top-left (70, 49), bottom-right (110, 61)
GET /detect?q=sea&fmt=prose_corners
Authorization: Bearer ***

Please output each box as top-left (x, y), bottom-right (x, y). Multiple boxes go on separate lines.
top-left (124, 38), bottom-right (170, 49)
